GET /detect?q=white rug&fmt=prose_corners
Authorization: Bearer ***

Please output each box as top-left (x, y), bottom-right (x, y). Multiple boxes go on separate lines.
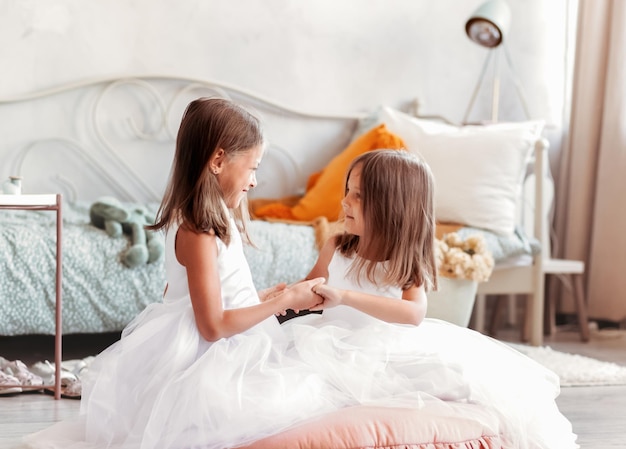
top-left (508, 343), bottom-right (626, 387)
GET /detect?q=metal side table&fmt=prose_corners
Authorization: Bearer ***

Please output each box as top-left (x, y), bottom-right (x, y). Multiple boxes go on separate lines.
top-left (0, 194), bottom-right (63, 399)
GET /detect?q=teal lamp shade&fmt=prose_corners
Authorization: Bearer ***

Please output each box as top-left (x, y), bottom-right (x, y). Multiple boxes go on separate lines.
top-left (465, 0), bottom-right (511, 48)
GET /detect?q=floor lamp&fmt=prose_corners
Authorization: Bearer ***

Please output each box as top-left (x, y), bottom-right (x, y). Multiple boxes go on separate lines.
top-left (463, 0), bottom-right (531, 124)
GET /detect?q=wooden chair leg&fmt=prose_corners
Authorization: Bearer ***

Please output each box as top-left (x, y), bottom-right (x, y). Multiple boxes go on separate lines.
top-left (573, 274), bottom-right (590, 342)
top-left (506, 295), bottom-right (517, 327)
top-left (544, 275), bottom-right (556, 336)
top-left (488, 295), bottom-right (505, 337)
top-left (520, 294), bottom-right (530, 343)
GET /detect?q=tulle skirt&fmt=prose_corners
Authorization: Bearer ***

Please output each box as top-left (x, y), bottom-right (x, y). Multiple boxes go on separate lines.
top-left (285, 313), bottom-right (577, 449)
top-left (24, 301), bottom-right (577, 449)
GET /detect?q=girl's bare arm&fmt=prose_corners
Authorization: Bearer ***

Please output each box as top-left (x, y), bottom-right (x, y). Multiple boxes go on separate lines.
top-left (177, 226), bottom-right (324, 341)
top-left (311, 282), bottom-right (426, 326)
top-left (307, 239), bottom-right (427, 325)
top-left (305, 237), bottom-right (336, 281)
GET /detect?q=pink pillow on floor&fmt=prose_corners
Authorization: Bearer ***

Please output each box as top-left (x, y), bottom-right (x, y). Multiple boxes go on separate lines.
top-left (239, 404), bottom-right (502, 449)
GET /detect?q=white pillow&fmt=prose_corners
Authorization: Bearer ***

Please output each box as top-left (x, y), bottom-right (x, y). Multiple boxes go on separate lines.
top-left (376, 107), bottom-right (544, 236)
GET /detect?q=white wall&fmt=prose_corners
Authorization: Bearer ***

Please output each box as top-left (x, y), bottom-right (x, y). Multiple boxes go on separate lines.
top-left (0, 0), bottom-right (572, 146)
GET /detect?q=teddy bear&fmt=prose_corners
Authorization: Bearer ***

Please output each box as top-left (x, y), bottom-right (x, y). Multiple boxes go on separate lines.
top-left (89, 196), bottom-right (164, 268)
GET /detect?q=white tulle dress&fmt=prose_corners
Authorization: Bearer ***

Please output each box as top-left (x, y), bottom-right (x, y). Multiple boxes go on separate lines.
top-left (24, 221), bottom-right (578, 449)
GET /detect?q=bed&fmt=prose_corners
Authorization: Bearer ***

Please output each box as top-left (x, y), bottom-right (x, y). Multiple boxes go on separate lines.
top-left (0, 76), bottom-right (549, 340)
top-left (0, 76), bottom-right (546, 338)
top-left (0, 75), bottom-right (556, 448)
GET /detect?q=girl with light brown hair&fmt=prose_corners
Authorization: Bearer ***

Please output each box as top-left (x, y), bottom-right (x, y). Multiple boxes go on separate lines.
top-left (305, 149), bottom-right (437, 326)
top-left (281, 149), bottom-right (577, 449)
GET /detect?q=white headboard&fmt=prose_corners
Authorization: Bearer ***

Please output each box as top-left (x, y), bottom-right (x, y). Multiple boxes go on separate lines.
top-left (0, 76), bottom-right (365, 203)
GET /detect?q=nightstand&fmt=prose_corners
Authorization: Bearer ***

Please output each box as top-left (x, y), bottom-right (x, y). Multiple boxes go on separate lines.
top-left (0, 194), bottom-right (63, 399)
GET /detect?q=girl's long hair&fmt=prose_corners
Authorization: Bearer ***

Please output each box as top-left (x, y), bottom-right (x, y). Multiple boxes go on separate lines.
top-left (148, 97), bottom-right (264, 244)
top-left (336, 149), bottom-right (438, 291)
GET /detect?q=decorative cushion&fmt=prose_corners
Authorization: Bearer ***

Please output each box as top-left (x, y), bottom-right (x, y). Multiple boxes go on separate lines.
top-left (240, 404), bottom-right (502, 449)
top-left (254, 124), bottom-right (406, 222)
top-left (362, 107), bottom-right (544, 236)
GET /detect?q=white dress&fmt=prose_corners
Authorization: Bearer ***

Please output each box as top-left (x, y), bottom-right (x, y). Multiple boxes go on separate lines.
top-left (284, 251), bottom-right (579, 449)
top-left (24, 220), bottom-right (335, 449)
top-left (24, 229), bottom-right (578, 449)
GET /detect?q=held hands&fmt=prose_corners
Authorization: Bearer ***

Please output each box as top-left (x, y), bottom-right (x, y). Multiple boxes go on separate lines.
top-left (258, 283), bottom-right (291, 316)
top-left (259, 278), bottom-right (325, 316)
top-left (284, 277), bottom-right (326, 314)
top-left (310, 283), bottom-right (342, 311)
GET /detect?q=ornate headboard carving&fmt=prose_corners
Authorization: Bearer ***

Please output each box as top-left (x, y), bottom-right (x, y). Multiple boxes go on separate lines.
top-left (0, 76), bottom-right (364, 203)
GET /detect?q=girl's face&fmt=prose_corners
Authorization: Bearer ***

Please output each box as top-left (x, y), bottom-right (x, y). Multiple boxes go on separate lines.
top-left (217, 145), bottom-right (264, 208)
top-left (342, 164), bottom-right (364, 236)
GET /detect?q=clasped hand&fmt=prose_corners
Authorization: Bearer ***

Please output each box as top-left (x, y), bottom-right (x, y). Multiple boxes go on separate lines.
top-left (259, 278), bottom-right (341, 316)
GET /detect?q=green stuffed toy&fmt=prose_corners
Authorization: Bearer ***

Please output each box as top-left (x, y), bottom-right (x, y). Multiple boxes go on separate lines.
top-left (89, 196), bottom-right (164, 268)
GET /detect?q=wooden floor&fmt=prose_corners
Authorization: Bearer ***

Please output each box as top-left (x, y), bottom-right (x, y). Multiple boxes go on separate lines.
top-left (2, 322), bottom-right (626, 449)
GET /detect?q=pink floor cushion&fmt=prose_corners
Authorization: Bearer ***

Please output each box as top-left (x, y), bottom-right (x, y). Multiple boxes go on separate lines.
top-left (239, 404), bottom-right (502, 449)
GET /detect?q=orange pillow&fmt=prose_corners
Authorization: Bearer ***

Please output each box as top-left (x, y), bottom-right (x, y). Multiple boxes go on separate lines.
top-left (255, 124), bottom-right (406, 221)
